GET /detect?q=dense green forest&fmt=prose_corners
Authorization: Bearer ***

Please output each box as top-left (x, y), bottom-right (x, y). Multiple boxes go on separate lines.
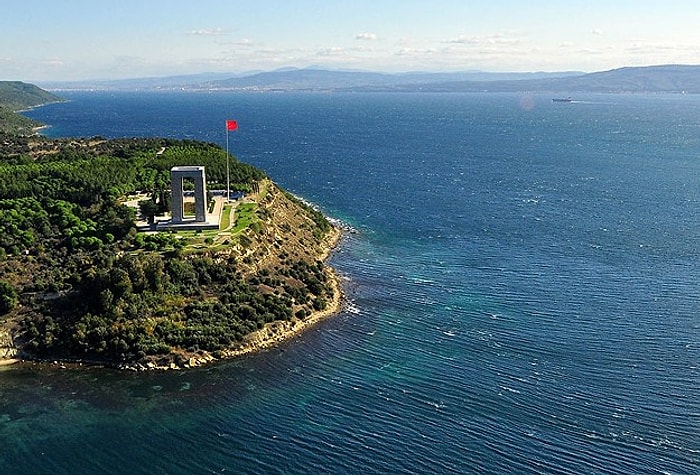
top-left (0, 134), bottom-right (336, 368)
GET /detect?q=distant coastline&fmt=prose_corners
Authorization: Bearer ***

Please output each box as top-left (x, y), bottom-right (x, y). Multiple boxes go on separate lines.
top-left (37, 64), bottom-right (700, 95)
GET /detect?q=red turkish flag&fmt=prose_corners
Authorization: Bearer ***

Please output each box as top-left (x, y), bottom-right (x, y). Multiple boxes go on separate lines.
top-left (226, 120), bottom-right (238, 131)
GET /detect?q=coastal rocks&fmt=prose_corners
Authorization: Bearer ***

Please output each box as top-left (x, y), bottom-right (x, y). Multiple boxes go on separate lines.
top-left (0, 329), bottom-right (17, 360)
top-left (186, 353), bottom-right (215, 368)
top-left (119, 351), bottom-right (218, 371)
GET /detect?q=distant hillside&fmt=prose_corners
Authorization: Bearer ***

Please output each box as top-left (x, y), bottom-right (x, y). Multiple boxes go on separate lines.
top-left (0, 81), bottom-right (63, 134)
top-left (199, 68), bottom-right (581, 91)
top-left (203, 64), bottom-right (700, 94)
top-left (0, 81), bottom-right (62, 110)
top-left (38, 69), bottom-right (582, 92)
top-left (368, 64), bottom-right (700, 94)
top-left (28, 64), bottom-right (700, 95)
top-left (38, 72), bottom-right (252, 91)
top-left (0, 81), bottom-right (62, 134)
top-left (564, 65), bottom-right (700, 93)
top-left (0, 107), bottom-right (41, 135)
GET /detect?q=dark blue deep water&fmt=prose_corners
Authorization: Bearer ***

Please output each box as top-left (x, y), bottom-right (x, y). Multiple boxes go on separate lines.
top-left (6, 92), bottom-right (700, 474)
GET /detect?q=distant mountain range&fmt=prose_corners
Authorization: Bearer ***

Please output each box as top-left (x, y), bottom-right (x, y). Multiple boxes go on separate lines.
top-left (390, 64), bottom-right (700, 94)
top-left (39, 69), bottom-right (581, 91)
top-left (33, 64), bottom-right (700, 94)
top-left (195, 69), bottom-right (584, 92)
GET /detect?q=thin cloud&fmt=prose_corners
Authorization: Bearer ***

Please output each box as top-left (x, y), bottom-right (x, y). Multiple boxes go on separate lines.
top-left (41, 58), bottom-right (65, 67)
top-left (626, 40), bottom-right (681, 53)
top-left (316, 47), bottom-right (348, 57)
top-left (356, 33), bottom-right (379, 41)
top-left (233, 38), bottom-right (254, 47)
top-left (188, 28), bottom-right (228, 36)
top-left (576, 47), bottom-right (610, 56)
top-left (351, 45), bottom-right (377, 53)
top-left (445, 32), bottom-right (523, 46)
top-left (214, 37), bottom-right (256, 48)
top-left (396, 47), bottom-right (439, 57)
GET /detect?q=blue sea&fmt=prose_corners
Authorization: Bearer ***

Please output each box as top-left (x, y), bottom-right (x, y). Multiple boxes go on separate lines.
top-left (5, 91), bottom-right (700, 474)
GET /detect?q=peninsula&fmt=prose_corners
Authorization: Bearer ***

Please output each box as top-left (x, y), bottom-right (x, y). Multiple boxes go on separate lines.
top-left (0, 81), bottom-right (63, 134)
top-left (0, 85), bottom-right (342, 370)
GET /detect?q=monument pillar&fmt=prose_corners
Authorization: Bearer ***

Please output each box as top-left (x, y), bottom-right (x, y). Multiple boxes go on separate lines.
top-left (170, 166), bottom-right (207, 223)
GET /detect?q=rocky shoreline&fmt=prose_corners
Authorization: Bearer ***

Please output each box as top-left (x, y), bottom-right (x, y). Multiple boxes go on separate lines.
top-left (0, 329), bottom-right (19, 366)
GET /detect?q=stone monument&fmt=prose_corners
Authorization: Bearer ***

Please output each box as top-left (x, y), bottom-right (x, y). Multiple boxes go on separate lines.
top-left (170, 166), bottom-right (207, 223)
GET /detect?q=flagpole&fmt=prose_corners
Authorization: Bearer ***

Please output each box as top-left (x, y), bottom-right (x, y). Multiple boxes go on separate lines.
top-left (226, 122), bottom-right (230, 202)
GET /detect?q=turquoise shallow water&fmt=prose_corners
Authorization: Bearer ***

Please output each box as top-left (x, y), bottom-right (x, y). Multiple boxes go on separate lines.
top-left (8, 92), bottom-right (700, 474)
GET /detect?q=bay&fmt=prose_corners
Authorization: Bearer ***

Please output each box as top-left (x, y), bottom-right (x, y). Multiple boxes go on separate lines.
top-left (5, 91), bottom-right (699, 474)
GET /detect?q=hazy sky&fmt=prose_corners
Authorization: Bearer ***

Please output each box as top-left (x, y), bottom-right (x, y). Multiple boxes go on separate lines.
top-left (3, 0), bottom-right (700, 81)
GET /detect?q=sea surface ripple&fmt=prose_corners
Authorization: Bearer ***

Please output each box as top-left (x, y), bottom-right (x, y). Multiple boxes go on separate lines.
top-left (5, 91), bottom-right (699, 474)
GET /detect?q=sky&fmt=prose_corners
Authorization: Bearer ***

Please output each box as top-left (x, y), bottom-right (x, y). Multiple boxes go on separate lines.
top-left (2, 0), bottom-right (700, 82)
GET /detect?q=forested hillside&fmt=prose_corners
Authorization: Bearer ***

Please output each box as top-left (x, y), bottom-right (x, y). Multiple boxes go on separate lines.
top-left (0, 81), bottom-right (62, 134)
top-left (0, 135), bottom-right (337, 369)
top-left (0, 81), bottom-right (61, 111)
top-left (0, 108), bottom-right (42, 135)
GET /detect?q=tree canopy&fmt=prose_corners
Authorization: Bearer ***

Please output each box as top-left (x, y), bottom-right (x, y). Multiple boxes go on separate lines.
top-left (0, 135), bottom-right (335, 369)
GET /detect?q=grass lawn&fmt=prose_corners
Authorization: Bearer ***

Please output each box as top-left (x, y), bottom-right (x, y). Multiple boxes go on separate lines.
top-left (140, 198), bottom-right (261, 254)
top-left (220, 205), bottom-right (233, 231)
top-left (232, 203), bottom-right (257, 233)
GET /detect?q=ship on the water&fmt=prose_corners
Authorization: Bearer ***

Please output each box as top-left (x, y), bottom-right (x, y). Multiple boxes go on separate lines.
top-left (552, 97), bottom-right (573, 103)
